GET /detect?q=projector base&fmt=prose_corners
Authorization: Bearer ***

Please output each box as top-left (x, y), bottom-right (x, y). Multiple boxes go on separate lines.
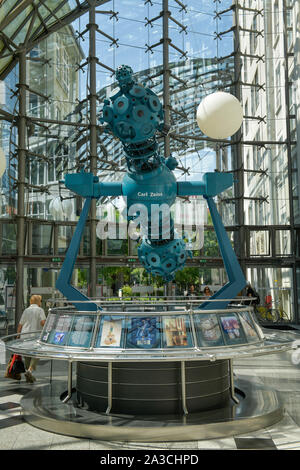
top-left (20, 378), bottom-right (283, 442)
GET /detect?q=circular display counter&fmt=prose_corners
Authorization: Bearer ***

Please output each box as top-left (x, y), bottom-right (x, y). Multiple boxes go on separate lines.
top-left (4, 303), bottom-right (296, 362)
top-left (3, 302), bottom-right (299, 441)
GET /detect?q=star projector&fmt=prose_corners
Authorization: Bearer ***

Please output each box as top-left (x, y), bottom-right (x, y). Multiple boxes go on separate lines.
top-left (57, 65), bottom-right (246, 311)
top-left (100, 65), bottom-right (191, 281)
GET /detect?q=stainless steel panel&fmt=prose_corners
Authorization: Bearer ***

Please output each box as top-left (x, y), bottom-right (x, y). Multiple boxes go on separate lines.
top-left (20, 378), bottom-right (284, 441)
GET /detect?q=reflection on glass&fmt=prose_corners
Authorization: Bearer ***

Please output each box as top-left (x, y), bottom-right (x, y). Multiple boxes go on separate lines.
top-left (162, 316), bottom-right (193, 348)
top-left (41, 313), bottom-right (57, 343)
top-left (47, 314), bottom-right (73, 346)
top-left (250, 230), bottom-right (269, 256)
top-left (32, 224), bottom-right (53, 254)
top-left (107, 239), bottom-right (128, 256)
top-left (126, 317), bottom-right (161, 349)
top-left (249, 312), bottom-right (265, 339)
top-left (67, 315), bottom-right (95, 348)
top-left (239, 311), bottom-right (259, 342)
top-left (196, 314), bottom-right (224, 347)
top-left (96, 317), bottom-right (124, 348)
top-left (276, 230), bottom-right (291, 255)
top-left (219, 313), bottom-right (246, 345)
top-left (58, 226), bottom-right (73, 254)
top-left (2, 224), bottom-right (16, 254)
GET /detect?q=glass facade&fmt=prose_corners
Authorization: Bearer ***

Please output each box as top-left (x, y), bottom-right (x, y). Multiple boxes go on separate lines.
top-left (237, 0), bottom-right (299, 322)
top-left (0, 0), bottom-right (299, 328)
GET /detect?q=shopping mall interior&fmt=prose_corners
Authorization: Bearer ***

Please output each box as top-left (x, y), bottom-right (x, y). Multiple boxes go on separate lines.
top-left (0, 0), bottom-right (300, 453)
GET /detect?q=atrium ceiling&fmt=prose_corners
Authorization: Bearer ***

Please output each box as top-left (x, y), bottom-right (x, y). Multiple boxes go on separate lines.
top-left (0, 0), bottom-right (110, 80)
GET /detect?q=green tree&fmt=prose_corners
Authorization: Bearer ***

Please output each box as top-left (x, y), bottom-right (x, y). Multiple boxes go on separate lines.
top-left (122, 285), bottom-right (132, 297)
top-left (77, 269), bottom-right (88, 288)
top-left (175, 267), bottom-right (200, 292)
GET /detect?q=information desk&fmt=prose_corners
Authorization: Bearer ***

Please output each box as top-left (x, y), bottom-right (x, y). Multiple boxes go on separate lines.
top-left (3, 302), bottom-right (299, 441)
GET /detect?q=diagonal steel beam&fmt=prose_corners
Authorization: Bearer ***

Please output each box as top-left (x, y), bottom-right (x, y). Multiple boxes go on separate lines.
top-left (0, 0), bottom-right (111, 80)
top-left (0, 0), bottom-right (35, 32)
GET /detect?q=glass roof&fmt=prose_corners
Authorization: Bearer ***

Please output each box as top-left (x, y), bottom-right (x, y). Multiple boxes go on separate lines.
top-left (0, 0), bottom-right (110, 79)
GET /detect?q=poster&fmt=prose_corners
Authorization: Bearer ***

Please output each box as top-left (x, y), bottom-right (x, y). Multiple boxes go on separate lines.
top-left (239, 311), bottom-right (259, 342)
top-left (162, 316), bottom-right (192, 347)
top-left (126, 317), bottom-right (160, 349)
top-left (97, 318), bottom-right (123, 348)
top-left (68, 315), bottom-right (95, 348)
top-left (196, 314), bottom-right (224, 347)
top-left (48, 314), bottom-right (73, 346)
top-left (220, 314), bottom-right (245, 345)
top-left (52, 332), bottom-right (66, 345)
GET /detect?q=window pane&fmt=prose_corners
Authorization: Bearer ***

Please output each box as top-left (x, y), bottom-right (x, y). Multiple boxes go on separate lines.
top-left (2, 223), bottom-right (16, 254)
top-left (32, 224), bottom-right (52, 255)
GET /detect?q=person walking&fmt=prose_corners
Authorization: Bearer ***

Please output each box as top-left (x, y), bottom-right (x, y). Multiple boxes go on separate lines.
top-left (17, 294), bottom-right (46, 383)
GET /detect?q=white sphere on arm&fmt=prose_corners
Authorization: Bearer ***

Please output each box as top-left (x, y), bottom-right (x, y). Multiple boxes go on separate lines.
top-left (196, 91), bottom-right (243, 140)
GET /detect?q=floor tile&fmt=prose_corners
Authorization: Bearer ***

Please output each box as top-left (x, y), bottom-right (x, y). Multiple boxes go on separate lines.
top-left (89, 440), bottom-right (124, 450)
top-left (0, 355), bottom-right (299, 450)
top-left (50, 437), bottom-right (90, 450)
top-left (0, 402), bottom-right (20, 410)
top-left (0, 416), bottom-right (23, 429)
top-left (197, 438), bottom-right (237, 450)
top-left (234, 437), bottom-right (277, 450)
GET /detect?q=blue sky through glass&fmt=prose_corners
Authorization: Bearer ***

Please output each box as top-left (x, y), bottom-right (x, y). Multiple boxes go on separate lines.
top-left (71, 1), bottom-right (234, 178)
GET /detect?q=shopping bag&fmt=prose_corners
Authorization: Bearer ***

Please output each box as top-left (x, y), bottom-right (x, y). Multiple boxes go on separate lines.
top-left (5, 354), bottom-right (24, 380)
top-left (10, 354), bottom-right (25, 374)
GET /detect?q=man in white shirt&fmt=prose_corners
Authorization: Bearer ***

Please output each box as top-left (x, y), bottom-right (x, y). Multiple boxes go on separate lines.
top-left (17, 294), bottom-right (46, 383)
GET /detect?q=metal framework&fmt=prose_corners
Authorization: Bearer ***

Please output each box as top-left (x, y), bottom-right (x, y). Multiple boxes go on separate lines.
top-left (0, 0), bottom-right (111, 80)
top-left (0, 0), bottom-right (299, 327)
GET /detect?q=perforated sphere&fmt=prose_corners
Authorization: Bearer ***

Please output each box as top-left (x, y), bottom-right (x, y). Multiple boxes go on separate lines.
top-left (196, 91), bottom-right (243, 139)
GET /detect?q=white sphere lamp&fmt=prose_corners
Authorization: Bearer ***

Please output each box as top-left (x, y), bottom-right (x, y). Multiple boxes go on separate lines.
top-left (196, 91), bottom-right (243, 139)
top-left (49, 197), bottom-right (63, 219)
top-left (49, 197), bottom-right (73, 219)
top-left (0, 149), bottom-right (6, 177)
top-left (61, 198), bottom-right (73, 218)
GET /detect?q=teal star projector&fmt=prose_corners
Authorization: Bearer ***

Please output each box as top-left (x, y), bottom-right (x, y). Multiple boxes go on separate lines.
top-left (56, 65), bottom-right (246, 311)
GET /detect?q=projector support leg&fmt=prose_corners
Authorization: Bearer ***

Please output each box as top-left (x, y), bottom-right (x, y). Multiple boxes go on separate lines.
top-left (106, 363), bottom-right (113, 415)
top-left (62, 362), bottom-right (73, 404)
top-left (229, 359), bottom-right (239, 404)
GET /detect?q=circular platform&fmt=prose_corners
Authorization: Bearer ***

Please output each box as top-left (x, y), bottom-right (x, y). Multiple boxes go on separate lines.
top-left (20, 378), bottom-right (283, 442)
top-left (3, 302), bottom-right (298, 441)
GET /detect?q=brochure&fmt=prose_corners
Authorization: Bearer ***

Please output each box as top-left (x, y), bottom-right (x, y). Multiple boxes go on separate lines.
top-left (97, 318), bottom-right (123, 348)
top-left (48, 314), bottom-right (73, 345)
top-left (162, 316), bottom-right (192, 347)
top-left (68, 315), bottom-right (95, 348)
top-left (239, 311), bottom-right (259, 342)
top-left (126, 317), bottom-right (161, 348)
top-left (41, 313), bottom-right (57, 342)
top-left (196, 314), bottom-right (224, 347)
top-left (220, 314), bottom-right (246, 344)
top-left (52, 331), bottom-right (66, 345)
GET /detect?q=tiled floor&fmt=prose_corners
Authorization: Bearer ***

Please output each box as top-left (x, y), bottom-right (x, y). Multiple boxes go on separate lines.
top-left (0, 350), bottom-right (300, 450)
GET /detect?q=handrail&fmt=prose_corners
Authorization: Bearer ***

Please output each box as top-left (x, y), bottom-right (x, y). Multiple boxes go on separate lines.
top-left (46, 296), bottom-right (255, 304)
top-left (1, 330), bottom-right (41, 342)
top-left (47, 305), bottom-right (253, 316)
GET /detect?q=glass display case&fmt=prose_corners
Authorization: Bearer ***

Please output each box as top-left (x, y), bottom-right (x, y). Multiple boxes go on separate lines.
top-left (39, 305), bottom-right (263, 352)
top-left (3, 301), bottom-right (298, 441)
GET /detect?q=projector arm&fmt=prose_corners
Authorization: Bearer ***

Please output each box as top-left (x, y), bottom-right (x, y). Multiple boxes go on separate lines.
top-left (59, 171), bottom-right (246, 310)
top-left (55, 197), bottom-right (100, 312)
top-left (199, 196), bottom-right (246, 310)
